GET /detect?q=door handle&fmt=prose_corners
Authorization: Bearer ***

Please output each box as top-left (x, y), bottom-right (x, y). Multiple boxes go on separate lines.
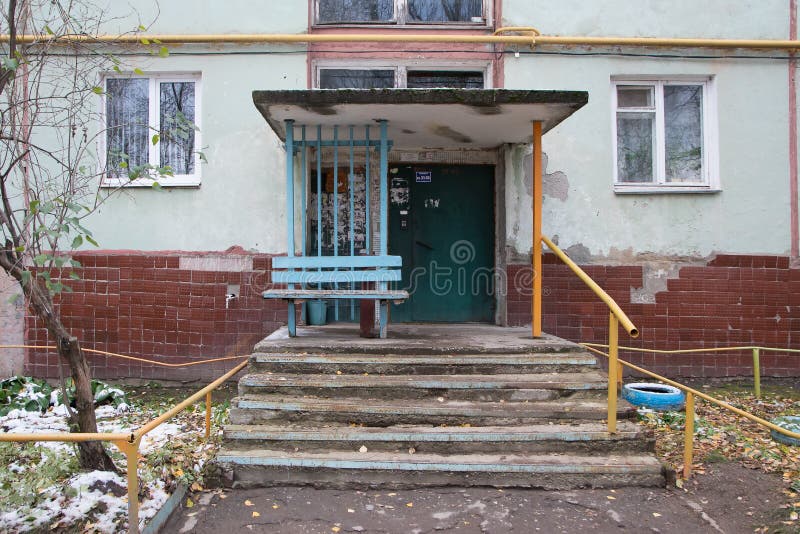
top-left (415, 240), bottom-right (434, 250)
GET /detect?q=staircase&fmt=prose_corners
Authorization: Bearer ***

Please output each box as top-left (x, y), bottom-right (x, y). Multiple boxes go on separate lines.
top-left (217, 325), bottom-right (665, 490)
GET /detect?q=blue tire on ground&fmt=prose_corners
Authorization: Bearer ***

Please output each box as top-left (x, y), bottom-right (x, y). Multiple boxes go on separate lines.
top-left (622, 382), bottom-right (686, 411)
top-left (770, 416), bottom-right (800, 447)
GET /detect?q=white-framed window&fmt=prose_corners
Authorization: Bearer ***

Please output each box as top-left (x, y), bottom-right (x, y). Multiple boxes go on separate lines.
top-left (612, 77), bottom-right (718, 193)
top-left (314, 0), bottom-right (491, 27)
top-left (102, 73), bottom-right (201, 187)
top-left (315, 61), bottom-right (490, 89)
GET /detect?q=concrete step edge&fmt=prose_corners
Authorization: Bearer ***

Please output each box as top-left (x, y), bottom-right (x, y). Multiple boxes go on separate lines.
top-left (233, 395), bottom-right (631, 415)
top-left (216, 449), bottom-right (663, 474)
top-left (249, 353), bottom-right (598, 365)
top-left (238, 372), bottom-right (609, 390)
top-left (223, 423), bottom-right (646, 442)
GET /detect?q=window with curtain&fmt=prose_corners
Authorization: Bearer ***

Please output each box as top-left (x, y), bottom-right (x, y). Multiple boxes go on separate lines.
top-left (105, 74), bottom-right (201, 186)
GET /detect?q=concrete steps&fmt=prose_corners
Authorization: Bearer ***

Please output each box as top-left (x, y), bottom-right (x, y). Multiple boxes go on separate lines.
top-left (249, 352), bottom-right (598, 375)
top-left (218, 330), bottom-right (665, 489)
top-left (237, 371), bottom-right (609, 401)
top-left (223, 421), bottom-right (654, 454)
top-left (229, 395), bottom-right (635, 425)
top-left (217, 449), bottom-right (665, 490)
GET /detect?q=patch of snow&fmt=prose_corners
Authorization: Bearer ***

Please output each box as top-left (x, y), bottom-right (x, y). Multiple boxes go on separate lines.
top-left (0, 469), bottom-right (169, 532)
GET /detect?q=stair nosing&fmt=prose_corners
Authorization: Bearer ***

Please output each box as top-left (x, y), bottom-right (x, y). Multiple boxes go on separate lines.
top-left (223, 423), bottom-right (645, 442)
top-left (239, 372), bottom-right (608, 390)
top-left (217, 449), bottom-right (663, 473)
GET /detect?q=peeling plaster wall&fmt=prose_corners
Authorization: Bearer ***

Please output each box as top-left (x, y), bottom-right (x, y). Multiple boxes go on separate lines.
top-left (504, 55), bottom-right (791, 261)
top-left (503, 0), bottom-right (788, 39)
top-left (0, 270), bottom-right (24, 378)
top-left (103, 1), bottom-right (307, 35)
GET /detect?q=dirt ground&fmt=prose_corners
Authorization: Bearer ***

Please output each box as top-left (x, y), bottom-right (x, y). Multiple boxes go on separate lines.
top-left (164, 462), bottom-right (793, 533)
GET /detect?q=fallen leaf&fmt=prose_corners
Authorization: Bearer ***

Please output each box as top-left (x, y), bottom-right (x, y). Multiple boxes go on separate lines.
top-left (244, 499), bottom-right (254, 507)
top-left (272, 504), bottom-right (279, 509)
top-left (606, 496), bottom-right (616, 500)
top-left (332, 527), bottom-right (341, 533)
top-left (406, 502), bottom-right (413, 507)
top-left (185, 498), bottom-right (194, 508)
top-left (653, 512), bottom-right (662, 517)
top-left (347, 508), bottom-right (355, 513)
top-left (359, 445), bottom-right (368, 453)
top-left (252, 511), bottom-right (260, 518)
top-left (191, 482), bottom-right (203, 492)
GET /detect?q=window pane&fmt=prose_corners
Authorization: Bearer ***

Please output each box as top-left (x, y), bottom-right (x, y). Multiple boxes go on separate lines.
top-left (106, 78), bottom-right (149, 179)
top-left (407, 70), bottom-right (484, 88)
top-left (160, 82), bottom-right (196, 175)
top-left (319, 69), bottom-right (395, 89)
top-left (318, 0), bottom-right (394, 23)
top-left (664, 85), bottom-right (703, 183)
top-left (408, 0), bottom-right (483, 22)
top-left (617, 112), bottom-right (655, 183)
top-left (617, 86), bottom-right (654, 108)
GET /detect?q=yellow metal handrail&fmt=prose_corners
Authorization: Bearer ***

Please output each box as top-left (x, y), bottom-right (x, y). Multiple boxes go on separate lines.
top-left (583, 343), bottom-right (800, 399)
top-left (541, 235), bottom-right (639, 434)
top-left (0, 345), bottom-right (249, 534)
top-left (581, 344), bottom-right (800, 480)
top-left (542, 235), bottom-right (638, 337)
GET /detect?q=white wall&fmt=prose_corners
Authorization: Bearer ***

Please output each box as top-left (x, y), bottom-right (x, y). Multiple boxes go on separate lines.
top-left (84, 51), bottom-right (306, 253)
top-left (503, 54), bottom-right (791, 259)
top-left (503, 0), bottom-right (789, 40)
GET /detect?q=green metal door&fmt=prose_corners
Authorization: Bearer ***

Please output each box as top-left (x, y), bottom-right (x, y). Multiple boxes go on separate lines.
top-left (389, 165), bottom-right (494, 322)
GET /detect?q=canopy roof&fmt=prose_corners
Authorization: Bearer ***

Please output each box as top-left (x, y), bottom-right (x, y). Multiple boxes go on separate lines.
top-left (253, 89), bottom-right (588, 149)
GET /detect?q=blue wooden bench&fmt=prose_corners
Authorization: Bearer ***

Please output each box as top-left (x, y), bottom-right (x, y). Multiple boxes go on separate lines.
top-left (263, 255), bottom-right (408, 338)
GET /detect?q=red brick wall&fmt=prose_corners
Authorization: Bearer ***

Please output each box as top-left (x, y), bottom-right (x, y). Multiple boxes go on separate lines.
top-left (24, 252), bottom-right (286, 381)
top-left (507, 254), bottom-right (800, 378)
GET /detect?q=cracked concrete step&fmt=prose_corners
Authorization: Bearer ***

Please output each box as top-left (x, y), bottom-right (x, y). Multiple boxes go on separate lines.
top-left (237, 372), bottom-right (609, 401)
top-left (222, 421), bottom-right (655, 455)
top-left (254, 328), bottom-right (583, 355)
top-left (216, 449), bottom-right (666, 490)
top-left (248, 352), bottom-right (598, 375)
top-left (228, 395), bottom-right (636, 426)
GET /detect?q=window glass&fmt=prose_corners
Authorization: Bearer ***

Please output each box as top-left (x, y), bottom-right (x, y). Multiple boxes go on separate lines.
top-left (319, 69), bottom-right (395, 89)
top-left (617, 86), bottom-right (654, 108)
top-left (318, 0), bottom-right (394, 23)
top-left (159, 82), bottom-right (196, 175)
top-left (407, 0), bottom-right (483, 22)
top-left (105, 78), bottom-right (149, 179)
top-left (616, 113), bottom-right (655, 183)
top-left (664, 85), bottom-right (703, 183)
top-left (407, 70), bottom-right (484, 88)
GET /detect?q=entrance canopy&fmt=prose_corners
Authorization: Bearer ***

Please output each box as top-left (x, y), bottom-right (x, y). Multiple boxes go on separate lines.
top-left (253, 89), bottom-right (588, 149)
top-left (254, 88), bottom-right (589, 338)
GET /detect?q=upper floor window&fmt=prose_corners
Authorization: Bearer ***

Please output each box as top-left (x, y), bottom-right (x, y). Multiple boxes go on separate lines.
top-left (613, 78), bottom-right (718, 193)
top-left (315, 0), bottom-right (489, 26)
top-left (317, 64), bottom-right (488, 89)
top-left (103, 73), bottom-right (201, 187)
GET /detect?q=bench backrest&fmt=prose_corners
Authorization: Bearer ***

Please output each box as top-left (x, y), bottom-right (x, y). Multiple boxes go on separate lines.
top-left (271, 255), bottom-right (402, 285)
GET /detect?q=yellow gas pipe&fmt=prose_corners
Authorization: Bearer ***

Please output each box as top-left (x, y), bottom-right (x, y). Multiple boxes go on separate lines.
top-left (0, 30), bottom-right (799, 50)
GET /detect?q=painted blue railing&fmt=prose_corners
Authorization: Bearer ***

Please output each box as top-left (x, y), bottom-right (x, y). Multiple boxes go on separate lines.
top-left (278, 119), bottom-right (396, 326)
